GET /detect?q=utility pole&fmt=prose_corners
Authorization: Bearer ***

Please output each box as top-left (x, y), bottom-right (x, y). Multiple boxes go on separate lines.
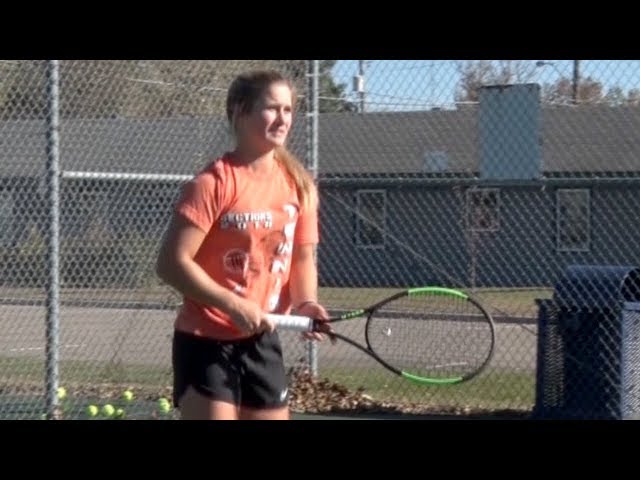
top-left (353, 60), bottom-right (367, 113)
top-left (572, 60), bottom-right (580, 105)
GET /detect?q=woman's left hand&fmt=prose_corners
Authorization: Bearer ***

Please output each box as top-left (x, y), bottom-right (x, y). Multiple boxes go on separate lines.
top-left (294, 301), bottom-right (331, 342)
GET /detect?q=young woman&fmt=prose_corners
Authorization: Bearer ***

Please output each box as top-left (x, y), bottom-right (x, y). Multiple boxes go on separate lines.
top-left (156, 70), bottom-right (328, 420)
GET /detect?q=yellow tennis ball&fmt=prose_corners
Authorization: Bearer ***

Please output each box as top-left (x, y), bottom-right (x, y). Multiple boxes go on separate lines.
top-left (157, 398), bottom-right (171, 413)
top-left (87, 405), bottom-right (99, 417)
top-left (114, 408), bottom-right (125, 419)
top-left (122, 390), bottom-right (134, 402)
top-left (56, 387), bottom-right (67, 400)
top-left (102, 404), bottom-right (115, 417)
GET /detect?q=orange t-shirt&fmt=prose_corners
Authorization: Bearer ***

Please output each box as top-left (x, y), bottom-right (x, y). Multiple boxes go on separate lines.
top-left (173, 153), bottom-right (319, 340)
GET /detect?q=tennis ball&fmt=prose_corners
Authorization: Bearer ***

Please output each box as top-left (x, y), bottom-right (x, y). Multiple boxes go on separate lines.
top-left (122, 390), bottom-right (134, 402)
top-left (157, 398), bottom-right (171, 413)
top-left (114, 408), bottom-right (125, 419)
top-left (87, 405), bottom-right (99, 417)
top-left (102, 404), bottom-right (115, 417)
top-left (56, 387), bottom-right (67, 400)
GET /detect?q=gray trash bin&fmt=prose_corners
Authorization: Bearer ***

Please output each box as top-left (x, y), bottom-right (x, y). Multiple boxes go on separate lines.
top-left (534, 265), bottom-right (640, 419)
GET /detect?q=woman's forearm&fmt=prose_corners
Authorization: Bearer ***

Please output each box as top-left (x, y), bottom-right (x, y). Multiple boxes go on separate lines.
top-left (157, 256), bottom-right (241, 314)
top-left (288, 244), bottom-right (319, 308)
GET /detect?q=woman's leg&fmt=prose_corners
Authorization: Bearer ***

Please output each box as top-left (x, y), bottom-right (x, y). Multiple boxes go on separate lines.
top-left (177, 386), bottom-right (239, 420)
top-left (238, 405), bottom-right (289, 420)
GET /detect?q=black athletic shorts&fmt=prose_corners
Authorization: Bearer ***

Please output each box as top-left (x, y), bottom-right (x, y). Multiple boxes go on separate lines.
top-left (172, 329), bottom-right (289, 410)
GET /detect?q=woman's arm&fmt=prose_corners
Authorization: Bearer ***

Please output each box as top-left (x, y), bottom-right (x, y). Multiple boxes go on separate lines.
top-left (288, 243), bottom-right (319, 307)
top-left (288, 243), bottom-right (328, 341)
top-left (156, 214), bottom-right (270, 334)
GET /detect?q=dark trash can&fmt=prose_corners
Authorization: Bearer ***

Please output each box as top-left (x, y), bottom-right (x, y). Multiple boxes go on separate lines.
top-left (534, 265), bottom-right (640, 419)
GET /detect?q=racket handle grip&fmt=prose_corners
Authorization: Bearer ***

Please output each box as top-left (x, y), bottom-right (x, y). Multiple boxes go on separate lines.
top-left (265, 314), bottom-right (313, 332)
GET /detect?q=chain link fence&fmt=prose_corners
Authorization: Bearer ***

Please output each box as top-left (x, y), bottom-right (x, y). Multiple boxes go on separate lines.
top-left (1, 60), bottom-right (639, 419)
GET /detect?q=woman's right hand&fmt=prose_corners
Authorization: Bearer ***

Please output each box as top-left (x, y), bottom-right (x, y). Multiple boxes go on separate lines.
top-left (229, 299), bottom-right (275, 335)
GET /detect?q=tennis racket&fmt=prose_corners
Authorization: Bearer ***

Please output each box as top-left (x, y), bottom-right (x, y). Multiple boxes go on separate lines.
top-left (266, 286), bottom-right (496, 385)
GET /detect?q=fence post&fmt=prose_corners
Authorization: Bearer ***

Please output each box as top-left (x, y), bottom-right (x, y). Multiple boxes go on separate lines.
top-left (306, 60), bottom-right (319, 376)
top-left (45, 60), bottom-right (61, 419)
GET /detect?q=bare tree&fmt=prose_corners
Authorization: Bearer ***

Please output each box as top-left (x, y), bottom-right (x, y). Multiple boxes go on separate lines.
top-left (0, 60), bottom-right (309, 119)
top-left (602, 86), bottom-right (640, 107)
top-left (454, 60), bottom-right (539, 104)
top-left (628, 89), bottom-right (640, 106)
top-left (541, 76), bottom-right (604, 105)
top-left (604, 86), bottom-right (626, 106)
top-left (453, 61), bottom-right (637, 107)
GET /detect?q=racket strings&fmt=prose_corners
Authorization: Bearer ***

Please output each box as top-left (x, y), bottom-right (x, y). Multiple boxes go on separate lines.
top-left (366, 294), bottom-right (494, 380)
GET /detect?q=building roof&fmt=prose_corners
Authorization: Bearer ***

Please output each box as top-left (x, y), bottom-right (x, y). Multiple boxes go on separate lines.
top-left (0, 117), bottom-right (307, 178)
top-left (318, 105), bottom-right (640, 175)
top-left (1, 105), bottom-right (639, 178)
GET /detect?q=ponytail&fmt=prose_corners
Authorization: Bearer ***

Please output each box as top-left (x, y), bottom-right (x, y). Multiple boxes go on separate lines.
top-left (275, 146), bottom-right (317, 212)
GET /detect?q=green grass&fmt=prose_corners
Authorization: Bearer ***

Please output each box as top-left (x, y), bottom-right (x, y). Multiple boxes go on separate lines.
top-left (0, 355), bottom-right (171, 388)
top-left (317, 366), bottom-right (535, 411)
top-left (2, 353), bottom-right (534, 413)
top-left (1, 359), bottom-right (535, 420)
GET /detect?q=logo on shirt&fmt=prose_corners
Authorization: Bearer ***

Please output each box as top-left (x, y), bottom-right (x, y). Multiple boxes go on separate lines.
top-left (222, 249), bottom-right (249, 275)
top-left (220, 211), bottom-right (273, 230)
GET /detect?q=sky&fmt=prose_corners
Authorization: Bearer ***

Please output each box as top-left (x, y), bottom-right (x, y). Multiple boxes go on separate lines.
top-left (331, 60), bottom-right (640, 112)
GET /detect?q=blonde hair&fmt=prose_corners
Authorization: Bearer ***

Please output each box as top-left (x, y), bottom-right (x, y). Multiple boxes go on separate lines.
top-left (226, 70), bottom-right (317, 211)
